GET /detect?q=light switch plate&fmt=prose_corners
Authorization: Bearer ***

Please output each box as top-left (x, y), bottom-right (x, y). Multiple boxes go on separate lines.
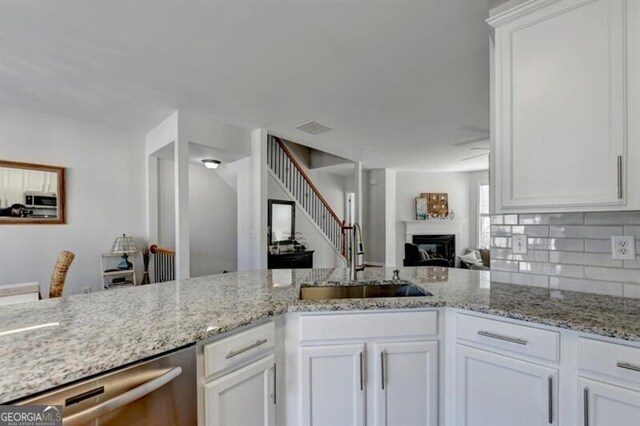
top-left (512, 234), bottom-right (528, 254)
top-left (612, 236), bottom-right (636, 260)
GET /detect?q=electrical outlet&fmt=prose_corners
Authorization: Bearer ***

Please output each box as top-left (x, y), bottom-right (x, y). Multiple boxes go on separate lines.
top-left (512, 234), bottom-right (528, 254)
top-left (82, 287), bottom-right (92, 294)
top-left (612, 236), bottom-right (636, 260)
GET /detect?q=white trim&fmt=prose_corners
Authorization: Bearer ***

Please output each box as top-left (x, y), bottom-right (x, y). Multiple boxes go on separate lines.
top-left (477, 181), bottom-right (491, 250)
top-left (487, 0), bottom-right (562, 27)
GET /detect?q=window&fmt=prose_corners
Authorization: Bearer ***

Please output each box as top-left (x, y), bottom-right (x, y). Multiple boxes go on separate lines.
top-left (478, 184), bottom-right (490, 249)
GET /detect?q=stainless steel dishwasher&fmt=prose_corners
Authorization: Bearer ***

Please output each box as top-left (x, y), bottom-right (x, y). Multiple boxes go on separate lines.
top-left (17, 345), bottom-right (196, 425)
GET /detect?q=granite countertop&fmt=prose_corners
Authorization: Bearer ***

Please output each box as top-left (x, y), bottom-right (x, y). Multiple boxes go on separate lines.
top-left (1, 266), bottom-right (639, 403)
top-left (0, 282), bottom-right (40, 297)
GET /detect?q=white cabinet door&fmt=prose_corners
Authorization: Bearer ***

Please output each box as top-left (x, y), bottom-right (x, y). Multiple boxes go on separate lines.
top-left (204, 354), bottom-right (275, 426)
top-left (580, 378), bottom-right (640, 426)
top-left (456, 345), bottom-right (558, 426)
top-left (301, 343), bottom-right (365, 426)
top-left (373, 340), bottom-right (438, 426)
top-left (491, 0), bottom-right (629, 211)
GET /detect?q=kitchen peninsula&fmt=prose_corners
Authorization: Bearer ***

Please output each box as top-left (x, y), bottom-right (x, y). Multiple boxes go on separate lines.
top-left (1, 266), bottom-right (639, 425)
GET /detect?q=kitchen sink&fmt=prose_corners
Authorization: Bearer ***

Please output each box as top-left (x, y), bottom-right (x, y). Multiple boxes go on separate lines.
top-left (299, 283), bottom-right (432, 300)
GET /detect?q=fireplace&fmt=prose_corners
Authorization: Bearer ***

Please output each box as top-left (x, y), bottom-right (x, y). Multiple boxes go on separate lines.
top-left (412, 234), bottom-right (456, 267)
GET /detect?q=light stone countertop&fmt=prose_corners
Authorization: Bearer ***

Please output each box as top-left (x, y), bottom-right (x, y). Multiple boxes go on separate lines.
top-left (0, 282), bottom-right (40, 297)
top-left (1, 267), bottom-right (639, 404)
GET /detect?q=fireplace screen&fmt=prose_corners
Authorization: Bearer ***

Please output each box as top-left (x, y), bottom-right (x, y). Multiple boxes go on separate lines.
top-left (412, 234), bottom-right (456, 267)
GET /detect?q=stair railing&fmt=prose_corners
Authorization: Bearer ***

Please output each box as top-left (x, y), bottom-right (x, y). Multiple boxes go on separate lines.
top-left (267, 136), bottom-right (350, 257)
top-left (149, 244), bottom-right (176, 283)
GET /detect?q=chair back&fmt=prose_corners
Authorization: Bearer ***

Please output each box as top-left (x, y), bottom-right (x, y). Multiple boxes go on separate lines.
top-left (404, 243), bottom-right (420, 262)
top-left (149, 244), bottom-right (176, 283)
top-left (422, 258), bottom-right (451, 267)
top-left (49, 251), bottom-right (75, 298)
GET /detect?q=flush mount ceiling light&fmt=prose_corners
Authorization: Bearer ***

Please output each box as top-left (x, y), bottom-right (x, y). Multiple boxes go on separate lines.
top-left (202, 159), bottom-right (221, 169)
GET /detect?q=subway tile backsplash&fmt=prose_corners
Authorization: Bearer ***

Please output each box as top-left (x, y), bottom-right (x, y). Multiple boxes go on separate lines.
top-left (490, 211), bottom-right (640, 298)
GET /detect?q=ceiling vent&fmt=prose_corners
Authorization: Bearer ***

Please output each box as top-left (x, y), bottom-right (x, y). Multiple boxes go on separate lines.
top-left (295, 120), bottom-right (333, 135)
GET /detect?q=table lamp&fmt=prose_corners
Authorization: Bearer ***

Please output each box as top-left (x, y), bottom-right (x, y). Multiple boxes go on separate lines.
top-left (111, 234), bottom-right (138, 270)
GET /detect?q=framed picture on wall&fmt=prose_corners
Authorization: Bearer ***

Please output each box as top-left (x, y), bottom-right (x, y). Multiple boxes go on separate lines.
top-left (0, 159), bottom-right (66, 224)
top-left (421, 192), bottom-right (448, 217)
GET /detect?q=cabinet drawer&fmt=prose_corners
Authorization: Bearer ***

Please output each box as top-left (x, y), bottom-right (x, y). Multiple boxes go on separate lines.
top-left (204, 321), bottom-right (275, 378)
top-left (300, 310), bottom-right (438, 341)
top-left (578, 338), bottom-right (640, 384)
top-left (457, 313), bottom-right (560, 362)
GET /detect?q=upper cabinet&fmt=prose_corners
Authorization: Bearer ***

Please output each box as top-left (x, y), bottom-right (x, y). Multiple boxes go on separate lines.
top-left (488, 0), bottom-right (639, 213)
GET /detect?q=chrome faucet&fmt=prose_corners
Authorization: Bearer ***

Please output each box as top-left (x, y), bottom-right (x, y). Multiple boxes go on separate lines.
top-left (349, 222), bottom-right (365, 281)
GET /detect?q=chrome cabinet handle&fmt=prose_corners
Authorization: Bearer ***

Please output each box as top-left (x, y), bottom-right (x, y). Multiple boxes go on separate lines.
top-left (617, 361), bottom-right (640, 372)
top-left (273, 363), bottom-right (277, 406)
top-left (477, 330), bottom-right (528, 345)
top-left (64, 367), bottom-right (182, 425)
top-left (617, 155), bottom-right (623, 199)
top-left (225, 339), bottom-right (268, 359)
top-left (548, 376), bottom-right (553, 424)
top-left (359, 352), bottom-right (364, 391)
top-left (380, 351), bottom-right (386, 390)
top-left (583, 387), bottom-right (589, 426)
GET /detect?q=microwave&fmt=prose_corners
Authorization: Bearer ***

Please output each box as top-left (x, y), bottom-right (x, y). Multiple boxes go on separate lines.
top-left (24, 191), bottom-right (57, 209)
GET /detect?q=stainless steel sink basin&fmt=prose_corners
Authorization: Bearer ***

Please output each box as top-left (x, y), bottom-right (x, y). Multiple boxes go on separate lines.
top-left (299, 283), bottom-right (431, 300)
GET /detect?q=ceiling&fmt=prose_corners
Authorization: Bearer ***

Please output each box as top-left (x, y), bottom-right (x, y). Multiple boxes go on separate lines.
top-left (0, 0), bottom-right (491, 172)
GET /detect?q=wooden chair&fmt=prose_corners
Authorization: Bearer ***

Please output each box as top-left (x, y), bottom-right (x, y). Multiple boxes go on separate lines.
top-left (49, 251), bottom-right (75, 298)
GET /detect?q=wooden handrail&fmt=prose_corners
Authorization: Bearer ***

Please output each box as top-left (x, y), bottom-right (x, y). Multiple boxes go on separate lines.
top-left (149, 244), bottom-right (176, 256)
top-left (273, 137), bottom-right (350, 230)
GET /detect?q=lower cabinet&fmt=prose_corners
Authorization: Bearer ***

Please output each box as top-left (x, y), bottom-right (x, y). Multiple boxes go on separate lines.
top-left (201, 321), bottom-right (277, 426)
top-left (204, 354), bottom-right (276, 426)
top-left (456, 345), bottom-right (557, 426)
top-left (373, 340), bottom-right (438, 426)
top-left (301, 344), bottom-right (366, 426)
top-left (300, 340), bottom-right (438, 426)
top-left (579, 378), bottom-right (640, 426)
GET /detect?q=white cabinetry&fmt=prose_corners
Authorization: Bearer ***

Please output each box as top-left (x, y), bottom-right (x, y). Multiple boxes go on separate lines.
top-left (201, 321), bottom-right (276, 426)
top-left (301, 344), bottom-right (365, 426)
top-left (373, 340), bottom-right (438, 426)
top-left (204, 355), bottom-right (275, 426)
top-left (580, 379), bottom-right (640, 426)
top-left (456, 345), bottom-right (557, 426)
top-left (291, 310), bottom-right (440, 426)
top-left (488, 0), bottom-right (639, 212)
top-left (578, 338), bottom-right (640, 426)
top-left (455, 313), bottom-right (559, 425)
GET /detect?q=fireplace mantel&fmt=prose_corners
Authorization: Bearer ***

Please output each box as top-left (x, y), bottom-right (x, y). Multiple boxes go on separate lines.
top-left (402, 219), bottom-right (469, 256)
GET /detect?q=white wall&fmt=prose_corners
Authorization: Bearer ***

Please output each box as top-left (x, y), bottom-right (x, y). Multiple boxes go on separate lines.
top-left (394, 171), bottom-right (472, 266)
top-left (364, 169), bottom-right (386, 264)
top-left (0, 105), bottom-right (145, 296)
top-left (268, 174), bottom-right (344, 268)
top-left (157, 159), bottom-right (238, 277)
top-left (236, 156), bottom-right (254, 270)
top-left (157, 158), bottom-right (176, 249)
top-left (307, 170), bottom-right (347, 221)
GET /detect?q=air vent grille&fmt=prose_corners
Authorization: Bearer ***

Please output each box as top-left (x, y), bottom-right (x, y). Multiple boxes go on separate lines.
top-left (295, 120), bottom-right (333, 135)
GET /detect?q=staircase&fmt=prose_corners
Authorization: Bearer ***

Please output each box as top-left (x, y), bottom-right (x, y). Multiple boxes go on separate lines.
top-left (267, 136), bottom-right (349, 258)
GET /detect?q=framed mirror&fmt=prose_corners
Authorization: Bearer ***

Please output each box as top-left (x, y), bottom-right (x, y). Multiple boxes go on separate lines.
top-left (0, 160), bottom-right (66, 224)
top-left (268, 199), bottom-right (295, 245)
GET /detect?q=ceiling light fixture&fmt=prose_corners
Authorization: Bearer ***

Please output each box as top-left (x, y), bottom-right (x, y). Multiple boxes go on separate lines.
top-left (202, 159), bottom-right (221, 169)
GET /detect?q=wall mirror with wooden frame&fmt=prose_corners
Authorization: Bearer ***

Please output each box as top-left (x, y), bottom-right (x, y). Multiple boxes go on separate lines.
top-left (268, 199), bottom-right (295, 245)
top-left (0, 160), bottom-right (66, 224)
